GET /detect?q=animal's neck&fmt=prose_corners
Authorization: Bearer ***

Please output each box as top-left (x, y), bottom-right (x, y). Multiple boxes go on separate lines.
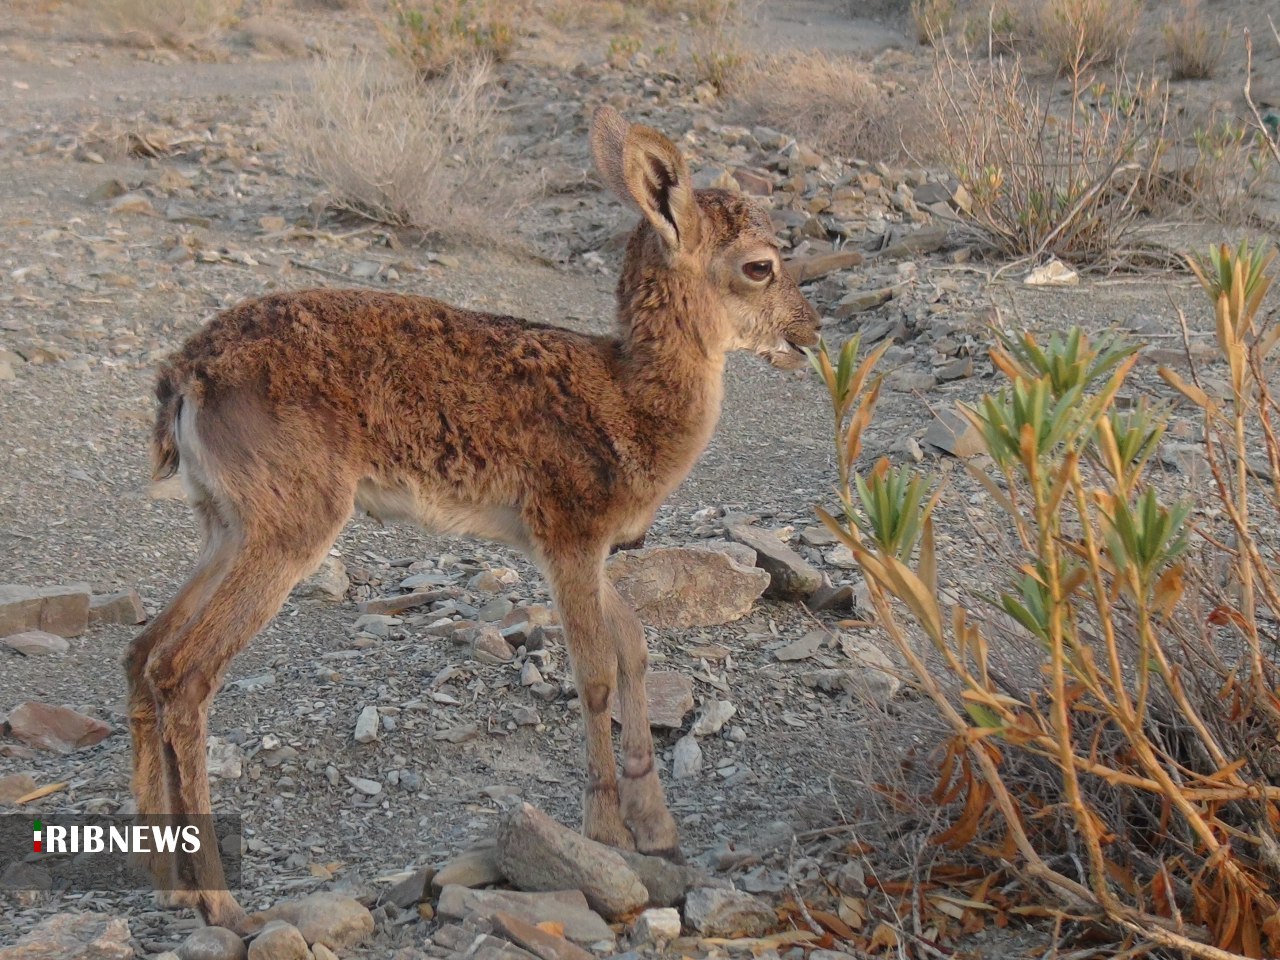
top-left (615, 269), bottom-right (726, 477)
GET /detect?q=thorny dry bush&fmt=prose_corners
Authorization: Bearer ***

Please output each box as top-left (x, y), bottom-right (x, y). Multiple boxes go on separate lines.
top-left (1163, 0), bottom-right (1230, 81)
top-left (931, 39), bottom-right (1276, 270)
top-left (733, 51), bottom-right (926, 163)
top-left (810, 241), bottom-right (1280, 958)
top-left (277, 55), bottom-right (517, 242)
top-left (77, 0), bottom-right (240, 49)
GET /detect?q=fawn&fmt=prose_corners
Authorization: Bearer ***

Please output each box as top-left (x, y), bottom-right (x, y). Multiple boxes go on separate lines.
top-left (125, 104), bottom-right (821, 930)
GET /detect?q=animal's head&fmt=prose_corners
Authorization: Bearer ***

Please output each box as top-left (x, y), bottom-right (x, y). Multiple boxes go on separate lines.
top-left (591, 105), bottom-right (820, 370)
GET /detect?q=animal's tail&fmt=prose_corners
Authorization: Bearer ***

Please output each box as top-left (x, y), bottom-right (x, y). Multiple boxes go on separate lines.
top-left (152, 366), bottom-right (183, 480)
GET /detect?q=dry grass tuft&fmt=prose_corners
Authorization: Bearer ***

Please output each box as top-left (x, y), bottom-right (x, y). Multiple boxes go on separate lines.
top-left (1032, 0), bottom-right (1142, 73)
top-left (79, 0), bottom-right (240, 49)
top-left (1163, 0), bottom-right (1229, 80)
top-left (909, 0), bottom-right (954, 45)
top-left (733, 51), bottom-right (922, 162)
top-left (383, 0), bottom-right (518, 80)
top-left (277, 55), bottom-right (518, 242)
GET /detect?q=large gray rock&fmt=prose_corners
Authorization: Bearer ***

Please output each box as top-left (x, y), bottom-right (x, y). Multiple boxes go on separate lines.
top-left (0, 912), bottom-right (131, 960)
top-left (606, 546), bottom-right (768, 628)
top-left (436, 886), bottom-right (614, 947)
top-left (258, 893), bottom-right (373, 951)
top-left (176, 926), bottom-right (246, 960)
top-left (497, 803), bottom-right (648, 920)
top-left (0, 584), bottom-right (91, 638)
top-left (683, 887), bottom-right (775, 937)
top-left (725, 522), bottom-right (823, 600)
top-left (5, 703), bottom-right (111, 754)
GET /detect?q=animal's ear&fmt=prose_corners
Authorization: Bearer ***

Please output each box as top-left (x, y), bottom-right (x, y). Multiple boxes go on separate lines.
top-left (591, 105), bottom-right (700, 254)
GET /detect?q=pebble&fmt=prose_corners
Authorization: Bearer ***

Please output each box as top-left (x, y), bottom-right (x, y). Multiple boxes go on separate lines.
top-left (2, 630), bottom-right (69, 656)
top-left (631, 907), bottom-right (681, 945)
top-left (353, 705), bottom-right (379, 743)
top-left (176, 926), bottom-right (246, 960)
top-left (683, 887), bottom-right (775, 938)
top-left (671, 734), bottom-right (703, 780)
top-left (246, 921), bottom-right (309, 960)
top-left (690, 699), bottom-right (736, 737)
top-left (345, 775), bottom-right (382, 796)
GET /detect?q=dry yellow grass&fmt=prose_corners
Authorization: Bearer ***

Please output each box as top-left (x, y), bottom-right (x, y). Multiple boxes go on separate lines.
top-left (733, 51), bottom-right (923, 162)
top-left (277, 55), bottom-right (520, 242)
top-left (77, 0), bottom-right (240, 49)
top-left (1032, 0), bottom-right (1143, 72)
top-left (1163, 0), bottom-right (1229, 80)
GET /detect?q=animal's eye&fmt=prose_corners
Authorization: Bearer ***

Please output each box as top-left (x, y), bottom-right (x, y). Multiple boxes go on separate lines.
top-left (742, 260), bottom-right (773, 282)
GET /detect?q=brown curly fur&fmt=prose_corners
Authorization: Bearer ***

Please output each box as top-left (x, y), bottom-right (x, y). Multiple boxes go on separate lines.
top-left (126, 105), bottom-right (820, 930)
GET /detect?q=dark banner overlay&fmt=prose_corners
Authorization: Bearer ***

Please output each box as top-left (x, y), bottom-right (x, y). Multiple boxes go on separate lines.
top-left (1, 815), bottom-right (242, 892)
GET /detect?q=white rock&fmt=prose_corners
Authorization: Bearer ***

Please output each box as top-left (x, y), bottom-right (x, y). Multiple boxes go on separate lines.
top-left (354, 705), bottom-right (379, 744)
top-left (691, 700), bottom-right (736, 737)
top-left (632, 907), bottom-right (682, 944)
top-left (671, 735), bottom-right (702, 779)
top-left (207, 736), bottom-right (243, 780)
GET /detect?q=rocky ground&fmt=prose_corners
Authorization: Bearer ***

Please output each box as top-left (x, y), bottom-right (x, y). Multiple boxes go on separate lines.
top-left (2, 1), bottom-right (1279, 959)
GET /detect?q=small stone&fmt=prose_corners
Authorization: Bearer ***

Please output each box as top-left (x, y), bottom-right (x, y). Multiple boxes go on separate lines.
top-left (354, 705), bottom-right (379, 744)
top-left (176, 926), bottom-right (246, 960)
top-left (497, 803), bottom-right (648, 920)
top-left (356, 591), bottom-right (439, 615)
top-left (260, 893), bottom-right (374, 951)
top-left (671, 735), bottom-right (702, 780)
top-left (471, 625), bottom-right (513, 664)
top-left (774, 630), bottom-right (826, 662)
top-left (352, 614), bottom-right (399, 638)
top-left (207, 736), bottom-right (244, 780)
top-left (469, 568), bottom-right (520, 592)
top-left (631, 907), bottom-right (681, 945)
top-left (2, 913), bottom-right (133, 960)
top-left (825, 545), bottom-right (858, 569)
top-left (683, 887), bottom-right (775, 938)
top-left (607, 546), bottom-right (768, 628)
top-left (345, 776), bottom-right (382, 796)
top-left (807, 581), bottom-right (854, 612)
top-left (0, 583), bottom-right (91, 638)
top-left (247, 921), bottom-right (309, 960)
top-left (6, 702), bottom-right (110, 754)
top-left (433, 839), bottom-right (504, 889)
top-left (1024, 259), bottom-right (1078, 286)
top-left (724, 522), bottom-right (822, 601)
top-left (108, 192), bottom-right (154, 216)
top-left (294, 557), bottom-right (348, 602)
top-left (887, 369), bottom-right (936, 393)
top-left (923, 406), bottom-right (985, 458)
top-left (520, 661), bottom-right (543, 686)
top-left (87, 179), bottom-right (127, 203)
top-left (691, 700), bottom-right (736, 737)
top-left (0, 772), bottom-right (38, 804)
top-left (86, 590), bottom-right (147, 625)
top-left (478, 597), bottom-right (515, 622)
top-left (3, 630), bottom-right (69, 656)
top-left (935, 356), bottom-right (974, 381)
top-left (610, 670), bottom-right (693, 729)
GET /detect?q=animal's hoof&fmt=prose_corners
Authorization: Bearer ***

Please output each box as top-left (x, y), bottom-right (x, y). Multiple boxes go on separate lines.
top-left (641, 844), bottom-right (686, 865)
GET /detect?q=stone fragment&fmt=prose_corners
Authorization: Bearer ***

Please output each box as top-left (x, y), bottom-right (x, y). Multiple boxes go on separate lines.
top-left (207, 736), bottom-right (243, 779)
top-left (724, 522), bottom-right (822, 600)
top-left (0, 584), bottom-right (91, 638)
top-left (609, 670), bottom-right (693, 729)
top-left (1024, 259), bottom-right (1078, 286)
top-left (354, 705), bottom-right (379, 744)
top-left (436, 887), bottom-right (614, 947)
top-left (691, 700), bottom-right (736, 737)
top-left (471, 625), bottom-right (514, 664)
top-left (3, 630), bottom-right (69, 656)
top-left (774, 629), bottom-right (825, 662)
top-left (176, 926), bottom-right (246, 960)
top-left (261, 893), bottom-right (374, 951)
top-left (355, 590), bottom-right (440, 615)
top-left (606, 546), bottom-right (768, 629)
top-left (294, 558), bottom-right (348, 602)
top-left (923, 406), bottom-right (985, 458)
top-left (497, 803), bottom-right (648, 920)
top-left (433, 838), bottom-right (505, 889)
top-left (671, 734), bottom-right (702, 780)
top-left (87, 590), bottom-right (146, 625)
top-left (491, 910), bottom-right (595, 960)
top-left (0, 772), bottom-right (38, 804)
top-left (0, 913), bottom-right (133, 960)
top-left (682, 887), bottom-right (775, 938)
top-left (247, 921), bottom-right (309, 960)
top-left (108, 192), bottom-right (154, 216)
top-left (382, 866), bottom-right (434, 908)
top-left (631, 907), bottom-right (682, 945)
top-left (6, 703), bottom-right (110, 754)
top-left (469, 568), bottom-right (520, 592)
top-left (345, 775), bottom-right (381, 796)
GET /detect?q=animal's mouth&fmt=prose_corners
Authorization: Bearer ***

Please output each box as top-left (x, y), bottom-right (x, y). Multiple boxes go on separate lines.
top-left (762, 329), bottom-right (820, 370)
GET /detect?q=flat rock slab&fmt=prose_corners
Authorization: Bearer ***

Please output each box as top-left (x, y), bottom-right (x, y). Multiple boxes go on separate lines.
top-left (5, 702), bottom-right (111, 754)
top-left (3, 630), bottom-right (70, 656)
top-left (497, 803), bottom-right (648, 920)
top-left (606, 546), bottom-right (768, 629)
top-left (437, 886), bottom-right (614, 948)
top-left (0, 912), bottom-right (133, 960)
top-left (0, 584), bottom-right (91, 638)
top-left (610, 670), bottom-right (693, 729)
top-left (683, 887), bottom-right (776, 938)
top-left (491, 910), bottom-right (596, 960)
top-left (87, 590), bottom-right (147, 625)
top-left (434, 838), bottom-right (505, 890)
top-left (725, 523), bottom-right (823, 601)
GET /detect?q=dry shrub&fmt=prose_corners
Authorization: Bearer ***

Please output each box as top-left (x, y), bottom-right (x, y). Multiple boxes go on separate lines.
top-left (686, 0), bottom-right (747, 92)
top-left (78, 0), bottom-right (240, 49)
top-left (1032, 0), bottom-right (1142, 73)
top-left (277, 55), bottom-right (515, 242)
top-left (384, 0), bottom-right (518, 80)
top-left (932, 49), bottom-right (1175, 268)
top-left (1163, 0), bottom-right (1229, 80)
top-left (734, 51), bottom-right (919, 162)
top-left (909, 0), bottom-right (954, 45)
